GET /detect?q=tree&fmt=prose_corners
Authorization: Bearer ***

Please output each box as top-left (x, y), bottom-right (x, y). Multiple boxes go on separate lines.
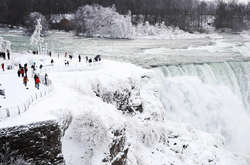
top-left (24, 12), bottom-right (49, 35)
top-left (74, 5), bottom-right (133, 38)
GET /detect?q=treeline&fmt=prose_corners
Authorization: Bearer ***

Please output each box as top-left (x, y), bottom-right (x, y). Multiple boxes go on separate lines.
top-left (0, 0), bottom-right (249, 32)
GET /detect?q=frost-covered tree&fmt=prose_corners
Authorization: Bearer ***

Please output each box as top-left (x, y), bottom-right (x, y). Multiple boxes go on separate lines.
top-left (74, 5), bottom-right (134, 39)
top-left (24, 12), bottom-right (49, 35)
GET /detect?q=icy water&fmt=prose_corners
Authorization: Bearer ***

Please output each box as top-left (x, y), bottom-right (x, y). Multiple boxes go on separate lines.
top-left (1, 27), bottom-right (250, 67)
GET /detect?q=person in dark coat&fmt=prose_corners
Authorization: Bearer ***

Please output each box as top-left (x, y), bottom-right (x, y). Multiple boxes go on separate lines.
top-left (24, 64), bottom-right (28, 76)
top-left (45, 73), bottom-right (48, 86)
top-left (17, 69), bottom-right (21, 77)
top-left (7, 49), bottom-right (10, 60)
top-left (94, 55), bottom-right (101, 62)
top-left (51, 59), bottom-right (54, 65)
top-left (85, 56), bottom-right (89, 63)
top-left (78, 55), bottom-right (81, 62)
top-left (88, 58), bottom-right (92, 63)
top-left (23, 76), bottom-right (28, 87)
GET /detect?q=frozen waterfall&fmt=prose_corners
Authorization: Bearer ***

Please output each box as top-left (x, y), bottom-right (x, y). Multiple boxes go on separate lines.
top-left (152, 61), bottom-right (250, 155)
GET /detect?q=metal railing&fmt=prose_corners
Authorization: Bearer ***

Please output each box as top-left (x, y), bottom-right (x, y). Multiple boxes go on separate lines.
top-left (0, 77), bottom-right (53, 121)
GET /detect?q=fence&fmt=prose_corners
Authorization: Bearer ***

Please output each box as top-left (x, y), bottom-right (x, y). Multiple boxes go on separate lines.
top-left (0, 77), bottom-right (53, 121)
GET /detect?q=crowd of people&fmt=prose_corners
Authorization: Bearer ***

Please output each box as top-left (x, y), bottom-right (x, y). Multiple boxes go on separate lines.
top-left (17, 62), bottom-right (48, 90)
top-left (1, 50), bottom-right (103, 90)
top-left (63, 52), bottom-right (102, 66)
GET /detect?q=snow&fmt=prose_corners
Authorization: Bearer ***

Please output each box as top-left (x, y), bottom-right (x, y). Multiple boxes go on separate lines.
top-left (50, 14), bottom-right (75, 24)
top-left (74, 5), bottom-right (221, 40)
top-left (0, 52), bottom-right (249, 165)
top-left (134, 22), bottom-right (222, 40)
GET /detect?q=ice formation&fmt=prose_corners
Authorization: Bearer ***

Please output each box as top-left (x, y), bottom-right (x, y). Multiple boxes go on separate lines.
top-left (0, 37), bottom-right (11, 53)
top-left (30, 18), bottom-right (48, 54)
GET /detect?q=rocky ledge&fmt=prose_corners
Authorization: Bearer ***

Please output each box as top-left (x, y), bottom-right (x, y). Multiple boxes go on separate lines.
top-left (0, 120), bottom-right (64, 165)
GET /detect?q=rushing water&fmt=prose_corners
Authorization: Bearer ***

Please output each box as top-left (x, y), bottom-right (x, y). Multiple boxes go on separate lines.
top-left (154, 62), bottom-right (250, 155)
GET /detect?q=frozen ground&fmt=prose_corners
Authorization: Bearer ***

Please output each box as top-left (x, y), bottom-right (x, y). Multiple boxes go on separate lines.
top-left (0, 53), bottom-right (250, 164)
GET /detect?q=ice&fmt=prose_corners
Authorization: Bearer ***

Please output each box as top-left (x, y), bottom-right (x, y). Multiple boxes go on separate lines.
top-left (30, 19), bottom-right (48, 55)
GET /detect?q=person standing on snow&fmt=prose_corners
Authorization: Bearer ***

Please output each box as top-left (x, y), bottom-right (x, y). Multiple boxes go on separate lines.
top-left (51, 59), bottom-right (54, 65)
top-left (78, 55), bottom-right (81, 62)
top-left (23, 76), bottom-right (28, 87)
top-left (85, 56), bottom-right (88, 63)
top-left (1, 63), bottom-right (4, 71)
top-left (35, 75), bottom-right (40, 89)
top-left (20, 67), bottom-right (24, 77)
top-left (45, 73), bottom-right (48, 86)
top-left (17, 69), bottom-right (21, 77)
top-left (7, 49), bottom-right (10, 60)
top-left (24, 64), bottom-right (28, 76)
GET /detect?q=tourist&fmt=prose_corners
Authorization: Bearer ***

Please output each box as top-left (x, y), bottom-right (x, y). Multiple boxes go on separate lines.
top-left (7, 49), bottom-right (10, 60)
top-left (51, 59), bottom-right (54, 65)
top-left (20, 67), bottom-right (24, 77)
top-left (85, 56), bottom-right (89, 63)
top-left (39, 64), bottom-right (43, 69)
top-left (24, 64), bottom-right (28, 75)
top-left (23, 76), bottom-right (28, 87)
top-left (34, 75), bottom-right (40, 89)
top-left (1, 63), bottom-right (4, 71)
top-left (17, 69), bottom-right (21, 77)
top-left (94, 55), bottom-right (101, 62)
top-left (69, 55), bottom-right (73, 60)
top-left (78, 55), bottom-right (81, 62)
top-left (45, 73), bottom-right (48, 86)
top-left (88, 58), bottom-right (92, 63)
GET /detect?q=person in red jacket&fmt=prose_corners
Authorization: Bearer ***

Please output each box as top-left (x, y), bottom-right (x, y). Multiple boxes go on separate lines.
top-left (1, 63), bottom-right (4, 71)
top-left (20, 67), bottom-right (24, 77)
top-left (35, 76), bottom-right (40, 89)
